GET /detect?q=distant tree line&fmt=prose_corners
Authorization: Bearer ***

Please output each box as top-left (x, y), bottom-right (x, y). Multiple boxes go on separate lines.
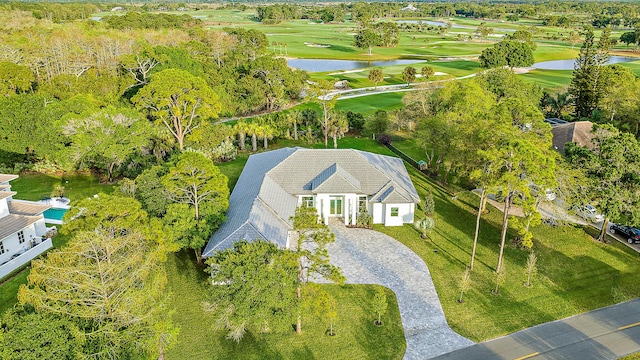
top-left (245, 2), bottom-right (640, 29)
top-left (104, 11), bottom-right (201, 29)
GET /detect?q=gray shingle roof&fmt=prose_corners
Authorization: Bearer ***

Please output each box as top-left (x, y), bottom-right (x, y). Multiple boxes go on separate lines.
top-left (306, 163), bottom-right (361, 193)
top-left (0, 214), bottom-right (40, 241)
top-left (203, 148), bottom-right (419, 256)
top-left (372, 182), bottom-right (413, 204)
top-left (203, 148), bottom-right (297, 256)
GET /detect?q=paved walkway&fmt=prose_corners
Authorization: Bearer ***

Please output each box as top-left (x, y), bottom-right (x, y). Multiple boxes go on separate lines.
top-left (433, 298), bottom-right (640, 360)
top-left (327, 224), bottom-right (473, 359)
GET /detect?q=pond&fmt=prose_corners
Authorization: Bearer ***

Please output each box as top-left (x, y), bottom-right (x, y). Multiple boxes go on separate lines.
top-left (395, 20), bottom-right (514, 33)
top-left (287, 59), bottom-right (425, 72)
top-left (532, 56), bottom-right (638, 70)
top-left (396, 20), bottom-right (460, 28)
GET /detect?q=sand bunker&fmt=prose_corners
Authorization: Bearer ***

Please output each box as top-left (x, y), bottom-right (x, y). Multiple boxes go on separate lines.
top-left (327, 69), bottom-right (365, 76)
top-left (304, 42), bottom-right (330, 48)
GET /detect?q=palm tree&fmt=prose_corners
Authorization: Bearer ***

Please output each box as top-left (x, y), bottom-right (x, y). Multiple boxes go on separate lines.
top-left (287, 110), bottom-right (301, 141)
top-left (234, 120), bottom-right (249, 151)
top-left (300, 109), bottom-right (318, 144)
top-left (542, 91), bottom-right (572, 119)
top-left (246, 122), bottom-right (260, 152)
top-left (258, 124), bottom-right (275, 150)
top-left (327, 111), bottom-right (349, 149)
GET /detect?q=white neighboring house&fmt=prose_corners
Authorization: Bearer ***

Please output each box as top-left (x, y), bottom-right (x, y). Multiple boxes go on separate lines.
top-left (0, 174), bottom-right (54, 280)
top-left (203, 148), bottom-right (420, 256)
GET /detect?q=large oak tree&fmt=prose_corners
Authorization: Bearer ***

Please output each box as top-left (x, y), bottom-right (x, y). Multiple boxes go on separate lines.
top-left (132, 68), bottom-right (221, 151)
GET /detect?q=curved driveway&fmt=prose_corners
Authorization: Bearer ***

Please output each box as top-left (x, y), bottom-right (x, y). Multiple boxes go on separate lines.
top-left (327, 225), bottom-right (473, 359)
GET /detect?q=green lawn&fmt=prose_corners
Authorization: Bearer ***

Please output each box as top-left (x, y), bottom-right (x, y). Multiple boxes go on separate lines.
top-left (164, 250), bottom-right (406, 360)
top-left (520, 69), bottom-right (573, 91)
top-left (9, 173), bottom-right (114, 202)
top-left (336, 93), bottom-right (406, 115)
top-left (378, 164), bottom-right (640, 342)
top-left (0, 269), bottom-right (29, 314)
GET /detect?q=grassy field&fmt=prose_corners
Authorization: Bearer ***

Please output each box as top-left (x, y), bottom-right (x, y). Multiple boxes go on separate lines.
top-left (164, 250), bottom-right (405, 360)
top-left (10, 173), bottom-right (114, 202)
top-left (377, 159), bottom-right (640, 342)
top-left (336, 92), bottom-right (406, 114)
top-left (520, 69), bottom-right (573, 90)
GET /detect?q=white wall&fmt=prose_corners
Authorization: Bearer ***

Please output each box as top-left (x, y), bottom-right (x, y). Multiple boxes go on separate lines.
top-left (383, 203), bottom-right (415, 227)
top-left (0, 198), bottom-right (8, 218)
top-left (0, 223), bottom-right (38, 264)
top-left (297, 195), bottom-right (414, 227)
top-left (34, 218), bottom-right (47, 235)
top-left (0, 238), bottom-right (52, 280)
top-left (372, 203), bottom-right (384, 224)
top-left (314, 193), bottom-right (360, 225)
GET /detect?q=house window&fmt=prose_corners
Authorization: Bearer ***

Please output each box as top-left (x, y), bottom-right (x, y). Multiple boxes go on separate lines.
top-left (302, 196), bottom-right (314, 207)
top-left (18, 231), bottom-right (25, 244)
top-left (0, 241), bottom-right (5, 254)
top-left (390, 207), bottom-right (399, 216)
top-left (358, 196), bottom-right (367, 212)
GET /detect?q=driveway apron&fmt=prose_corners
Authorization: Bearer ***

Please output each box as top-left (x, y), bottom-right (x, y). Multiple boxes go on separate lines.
top-left (327, 225), bottom-right (473, 359)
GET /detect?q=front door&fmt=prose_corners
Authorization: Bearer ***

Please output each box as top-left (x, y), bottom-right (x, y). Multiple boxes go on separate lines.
top-left (329, 197), bottom-right (343, 216)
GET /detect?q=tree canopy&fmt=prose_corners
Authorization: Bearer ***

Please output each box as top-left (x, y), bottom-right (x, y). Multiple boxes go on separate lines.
top-left (479, 40), bottom-right (534, 69)
top-left (162, 151), bottom-right (229, 262)
top-left (132, 68), bottom-right (221, 151)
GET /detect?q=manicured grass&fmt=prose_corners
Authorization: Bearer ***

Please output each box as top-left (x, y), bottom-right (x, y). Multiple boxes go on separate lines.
top-left (270, 137), bottom-right (395, 156)
top-left (0, 269), bottom-right (29, 314)
top-left (10, 173), bottom-right (114, 203)
top-left (336, 92), bottom-right (406, 115)
top-left (164, 250), bottom-right (405, 360)
top-left (391, 137), bottom-right (428, 163)
top-left (520, 69), bottom-right (573, 90)
top-left (378, 164), bottom-right (640, 342)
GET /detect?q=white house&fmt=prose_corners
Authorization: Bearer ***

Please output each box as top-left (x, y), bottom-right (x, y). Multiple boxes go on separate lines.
top-left (203, 148), bottom-right (420, 256)
top-left (0, 174), bottom-right (54, 279)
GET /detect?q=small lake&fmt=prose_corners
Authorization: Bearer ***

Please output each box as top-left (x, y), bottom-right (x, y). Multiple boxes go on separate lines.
top-left (396, 20), bottom-right (461, 28)
top-left (395, 19), bottom-right (514, 33)
top-left (287, 59), bottom-right (424, 72)
top-left (532, 56), bottom-right (638, 70)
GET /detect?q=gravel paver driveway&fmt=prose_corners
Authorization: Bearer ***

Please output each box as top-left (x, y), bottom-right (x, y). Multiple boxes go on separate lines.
top-left (327, 225), bottom-right (473, 359)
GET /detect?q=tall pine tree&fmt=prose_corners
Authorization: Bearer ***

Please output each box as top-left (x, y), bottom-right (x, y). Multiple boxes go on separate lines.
top-left (569, 27), bottom-right (611, 119)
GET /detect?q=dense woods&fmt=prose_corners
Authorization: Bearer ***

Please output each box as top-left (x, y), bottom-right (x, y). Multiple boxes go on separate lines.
top-left (0, 9), bottom-right (306, 178)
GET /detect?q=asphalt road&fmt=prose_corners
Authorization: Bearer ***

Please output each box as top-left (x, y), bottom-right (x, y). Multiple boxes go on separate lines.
top-left (433, 298), bottom-right (640, 360)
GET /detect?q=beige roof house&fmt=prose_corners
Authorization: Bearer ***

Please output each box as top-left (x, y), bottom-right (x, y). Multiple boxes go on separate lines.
top-left (551, 121), bottom-right (594, 153)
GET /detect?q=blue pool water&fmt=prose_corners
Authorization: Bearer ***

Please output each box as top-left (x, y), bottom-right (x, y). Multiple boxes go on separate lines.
top-left (44, 208), bottom-right (68, 221)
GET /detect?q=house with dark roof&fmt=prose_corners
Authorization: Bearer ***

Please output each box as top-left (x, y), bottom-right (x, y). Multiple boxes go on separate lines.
top-left (0, 174), bottom-right (55, 279)
top-left (550, 121), bottom-right (594, 153)
top-left (203, 148), bottom-right (420, 256)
